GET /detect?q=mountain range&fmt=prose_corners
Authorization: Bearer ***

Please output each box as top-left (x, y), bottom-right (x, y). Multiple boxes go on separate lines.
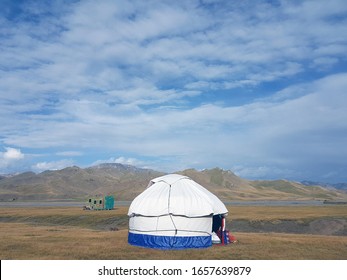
top-left (301, 181), bottom-right (347, 192)
top-left (0, 163), bottom-right (346, 202)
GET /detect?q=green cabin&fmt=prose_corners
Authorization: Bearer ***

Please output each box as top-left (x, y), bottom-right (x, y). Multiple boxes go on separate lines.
top-left (86, 195), bottom-right (114, 210)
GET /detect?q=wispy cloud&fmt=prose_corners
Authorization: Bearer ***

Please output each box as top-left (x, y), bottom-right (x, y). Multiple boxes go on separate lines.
top-left (92, 156), bottom-right (145, 167)
top-left (56, 151), bottom-right (83, 157)
top-left (1, 0), bottom-right (347, 181)
top-left (32, 159), bottom-right (75, 172)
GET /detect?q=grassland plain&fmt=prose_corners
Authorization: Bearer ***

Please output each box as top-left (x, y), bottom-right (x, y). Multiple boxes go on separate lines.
top-left (0, 206), bottom-right (347, 259)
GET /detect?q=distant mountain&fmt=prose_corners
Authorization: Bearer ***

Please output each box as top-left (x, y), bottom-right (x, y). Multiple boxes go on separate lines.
top-left (0, 164), bottom-right (346, 201)
top-left (179, 168), bottom-right (347, 201)
top-left (301, 181), bottom-right (347, 193)
top-left (0, 173), bottom-right (16, 180)
top-left (0, 164), bottom-right (163, 201)
top-left (333, 183), bottom-right (347, 192)
top-left (88, 163), bottom-right (153, 173)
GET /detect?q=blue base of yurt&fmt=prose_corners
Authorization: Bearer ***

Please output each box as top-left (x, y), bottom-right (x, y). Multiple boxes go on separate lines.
top-left (128, 232), bottom-right (212, 250)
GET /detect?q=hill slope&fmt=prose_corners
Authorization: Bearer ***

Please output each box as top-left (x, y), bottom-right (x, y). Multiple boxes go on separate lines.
top-left (0, 165), bottom-right (346, 201)
top-left (0, 164), bottom-right (163, 201)
top-left (179, 168), bottom-right (347, 201)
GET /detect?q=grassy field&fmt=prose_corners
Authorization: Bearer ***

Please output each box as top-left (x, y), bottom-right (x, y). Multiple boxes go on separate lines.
top-left (0, 205), bottom-right (347, 259)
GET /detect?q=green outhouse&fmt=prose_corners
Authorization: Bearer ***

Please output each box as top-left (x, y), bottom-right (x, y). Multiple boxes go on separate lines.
top-left (103, 195), bottom-right (114, 210)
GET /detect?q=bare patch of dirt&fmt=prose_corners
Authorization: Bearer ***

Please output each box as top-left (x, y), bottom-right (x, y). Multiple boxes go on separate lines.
top-left (229, 218), bottom-right (347, 236)
top-left (309, 219), bottom-right (347, 235)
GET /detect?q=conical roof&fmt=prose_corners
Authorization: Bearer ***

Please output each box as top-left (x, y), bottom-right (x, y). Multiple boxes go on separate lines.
top-left (128, 174), bottom-right (228, 217)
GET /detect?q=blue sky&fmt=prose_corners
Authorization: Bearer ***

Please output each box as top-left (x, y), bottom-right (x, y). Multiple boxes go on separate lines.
top-left (1, 0), bottom-right (347, 182)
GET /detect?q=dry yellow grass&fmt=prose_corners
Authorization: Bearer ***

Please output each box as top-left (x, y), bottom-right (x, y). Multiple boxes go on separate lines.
top-left (2, 205), bottom-right (346, 221)
top-left (0, 206), bottom-right (128, 218)
top-left (227, 205), bottom-right (347, 220)
top-left (0, 205), bottom-right (347, 259)
top-left (1, 223), bottom-right (346, 260)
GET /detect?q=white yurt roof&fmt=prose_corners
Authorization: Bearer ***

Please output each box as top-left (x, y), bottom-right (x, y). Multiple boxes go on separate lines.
top-left (128, 174), bottom-right (228, 218)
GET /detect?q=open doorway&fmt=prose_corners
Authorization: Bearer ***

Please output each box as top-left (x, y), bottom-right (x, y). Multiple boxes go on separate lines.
top-left (212, 214), bottom-right (223, 232)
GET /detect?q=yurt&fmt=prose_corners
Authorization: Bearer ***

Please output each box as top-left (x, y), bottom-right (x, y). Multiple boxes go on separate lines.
top-left (128, 174), bottom-right (228, 249)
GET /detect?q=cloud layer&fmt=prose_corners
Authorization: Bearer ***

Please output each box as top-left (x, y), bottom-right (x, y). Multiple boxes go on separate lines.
top-left (0, 147), bottom-right (25, 172)
top-left (1, 0), bottom-right (347, 182)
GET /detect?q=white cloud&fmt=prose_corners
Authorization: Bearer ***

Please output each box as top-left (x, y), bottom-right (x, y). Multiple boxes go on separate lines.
top-left (0, 147), bottom-right (25, 173)
top-left (91, 156), bottom-right (145, 168)
top-left (32, 159), bottom-right (74, 172)
top-left (2, 147), bottom-right (24, 160)
top-left (4, 72), bottom-right (347, 178)
top-left (2, 0), bottom-right (345, 109)
top-left (114, 157), bottom-right (140, 166)
top-left (1, 1), bottom-right (347, 181)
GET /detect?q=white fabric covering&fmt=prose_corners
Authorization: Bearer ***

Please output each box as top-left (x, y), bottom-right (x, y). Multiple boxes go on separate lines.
top-left (128, 174), bottom-right (228, 217)
top-left (129, 215), bottom-right (212, 236)
top-left (128, 174), bottom-right (228, 237)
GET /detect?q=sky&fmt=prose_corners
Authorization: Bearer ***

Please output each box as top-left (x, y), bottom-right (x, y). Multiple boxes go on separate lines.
top-left (1, 0), bottom-right (347, 183)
